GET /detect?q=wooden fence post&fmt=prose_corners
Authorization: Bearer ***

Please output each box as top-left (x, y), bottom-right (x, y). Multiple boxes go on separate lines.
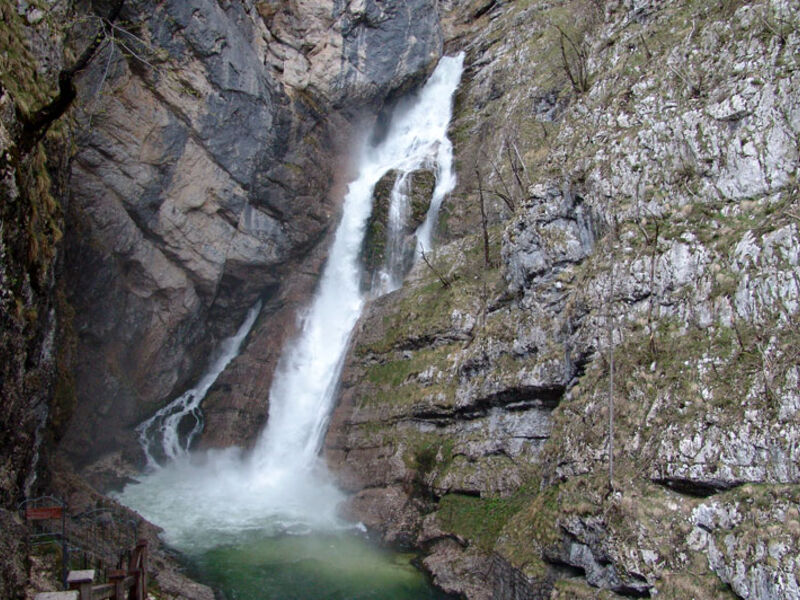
top-left (66, 570), bottom-right (94, 600)
top-left (127, 540), bottom-right (148, 600)
top-left (107, 569), bottom-right (126, 600)
top-left (139, 540), bottom-right (147, 600)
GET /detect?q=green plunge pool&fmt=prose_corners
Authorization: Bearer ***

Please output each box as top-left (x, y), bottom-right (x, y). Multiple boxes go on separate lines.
top-left (181, 531), bottom-right (452, 600)
top-left (116, 454), bottom-right (453, 599)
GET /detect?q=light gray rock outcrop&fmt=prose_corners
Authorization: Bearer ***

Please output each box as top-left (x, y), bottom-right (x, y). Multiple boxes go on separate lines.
top-left (689, 487), bottom-right (800, 600)
top-left (326, 1), bottom-right (800, 599)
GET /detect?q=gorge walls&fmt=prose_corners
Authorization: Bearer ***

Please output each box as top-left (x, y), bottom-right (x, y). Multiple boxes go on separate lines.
top-left (324, 1), bottom-right (800, 598)
top-left (3, 1), bottom-right (800, 599)
top-left (1, 2), bottom-right (74, 595)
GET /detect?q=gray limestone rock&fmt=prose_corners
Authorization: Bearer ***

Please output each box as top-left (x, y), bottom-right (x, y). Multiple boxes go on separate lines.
top-left (325, 1), bottom-right (800, 598)
top-left (688, 487), bottom-right (800, 600)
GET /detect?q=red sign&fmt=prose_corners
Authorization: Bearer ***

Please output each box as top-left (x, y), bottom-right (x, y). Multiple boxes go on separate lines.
top-left (26, 506), bottom-right (64, 520)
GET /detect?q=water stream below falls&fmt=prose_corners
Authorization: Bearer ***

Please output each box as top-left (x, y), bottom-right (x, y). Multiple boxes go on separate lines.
top-left (116, 54), bottom-right (464, 598)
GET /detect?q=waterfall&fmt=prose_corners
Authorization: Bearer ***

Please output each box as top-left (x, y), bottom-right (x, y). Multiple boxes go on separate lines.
top-left (379, 172), bottom-right (416, 292)
top-left (371, 66), bottom-right (461, 294)
top-left (117, 53), bottom-right (464, 552)
top-left (137, 301), bottom-right (262, 469)
top-left (255, 52), bottom-right (465, 469)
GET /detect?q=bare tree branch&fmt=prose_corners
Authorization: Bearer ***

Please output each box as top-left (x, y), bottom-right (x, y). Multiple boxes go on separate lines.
top-left (509, 136), bottom-right (533, 188)
top-left (504, 137), bottom-right (526, 197)
top-left (483, 150), bottom-right (516, 212)
top-left (556, 24), bottom-right (590, 93)
top-left (420, 248), bottom-right (451, 288)
top-left (607, 264), bottom-right (616, 491)
top-left (475, 167), bottom-right (491, 268)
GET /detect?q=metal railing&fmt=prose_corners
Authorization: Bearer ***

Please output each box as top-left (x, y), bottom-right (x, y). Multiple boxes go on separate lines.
top-left (19, 496), bottom-right (142, 593)
top-left (19, 495), bottom-right (69, 588)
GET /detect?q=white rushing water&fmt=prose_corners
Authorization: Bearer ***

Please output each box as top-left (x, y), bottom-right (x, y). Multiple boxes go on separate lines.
top-left (117, 53), bottom-right (464, 552)
top-left (372, 68), bottom-right (460, 293)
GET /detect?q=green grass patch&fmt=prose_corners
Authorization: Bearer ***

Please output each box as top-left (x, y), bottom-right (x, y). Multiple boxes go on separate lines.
top-left (357, 232), bottom-right (505, 356)
top-left (436, 480), bottom-right (539, 551)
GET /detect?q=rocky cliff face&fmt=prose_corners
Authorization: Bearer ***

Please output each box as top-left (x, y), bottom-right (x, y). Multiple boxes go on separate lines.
top-left (58, 0), bottom-right (444, 467)
top-left (0, 2), bottom-right (75, 595)
top-left (325, 1), bottom-right (800, 598)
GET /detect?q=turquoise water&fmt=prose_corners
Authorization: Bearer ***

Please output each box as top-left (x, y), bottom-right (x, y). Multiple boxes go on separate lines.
top-left (182, 532), bottom-right (452, 600)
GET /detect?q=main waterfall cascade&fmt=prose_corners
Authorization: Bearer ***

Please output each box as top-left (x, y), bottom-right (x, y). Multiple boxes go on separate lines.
top-left (117, 54), bottom-right (464, 555)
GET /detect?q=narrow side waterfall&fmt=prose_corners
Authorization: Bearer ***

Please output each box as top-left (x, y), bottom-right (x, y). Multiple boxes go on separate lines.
top-left (117, 54), bottom-right (464, 554)
top-left (380, 172), bottom-right (417, 291)
top-left (137, 301), bottom-right (262, 470)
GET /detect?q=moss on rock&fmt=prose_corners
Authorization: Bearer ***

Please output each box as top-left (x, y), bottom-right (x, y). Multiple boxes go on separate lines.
top-left (361, 170), bottom-right (397, 284)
